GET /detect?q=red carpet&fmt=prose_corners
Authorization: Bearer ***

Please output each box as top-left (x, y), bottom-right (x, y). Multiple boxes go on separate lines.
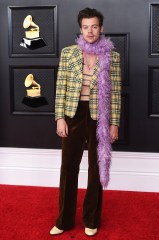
top-left (0, 185), bottom-right (159, 240)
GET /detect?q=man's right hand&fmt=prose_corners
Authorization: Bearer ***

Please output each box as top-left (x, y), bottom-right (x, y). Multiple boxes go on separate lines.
top-left (56, 118), bottom-right (68, 137)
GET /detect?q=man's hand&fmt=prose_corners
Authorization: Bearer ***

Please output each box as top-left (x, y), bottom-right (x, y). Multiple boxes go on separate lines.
top-left (110, 125), bottom-right (118, 143)
top-left (56, 119), bottom-right (68, 138)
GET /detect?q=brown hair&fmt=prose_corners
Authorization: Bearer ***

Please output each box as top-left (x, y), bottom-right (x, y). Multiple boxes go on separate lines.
top-left (78, 8), bottom-right (104, 27)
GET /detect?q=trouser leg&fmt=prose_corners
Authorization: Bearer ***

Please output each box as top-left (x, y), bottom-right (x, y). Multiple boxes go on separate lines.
top-left (83, 113), bottom-right (103, 228)
top-left (56, 104), bottom-right (86, 230)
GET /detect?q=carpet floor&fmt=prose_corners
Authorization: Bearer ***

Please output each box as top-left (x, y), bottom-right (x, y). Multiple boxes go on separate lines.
top-left (0, 185), bottom-right (159, 240)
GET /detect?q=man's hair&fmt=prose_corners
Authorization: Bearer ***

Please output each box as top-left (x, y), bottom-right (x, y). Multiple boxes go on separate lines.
top-left (78, 8), bottom-right (104, 28)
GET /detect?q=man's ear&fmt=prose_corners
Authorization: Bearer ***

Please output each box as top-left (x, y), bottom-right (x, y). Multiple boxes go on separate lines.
top-left (101, 26), bottom-right (104, 33)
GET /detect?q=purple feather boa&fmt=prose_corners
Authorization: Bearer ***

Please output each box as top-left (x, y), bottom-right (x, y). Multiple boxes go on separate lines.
top-left (76, 35), bottom-right (114, 188)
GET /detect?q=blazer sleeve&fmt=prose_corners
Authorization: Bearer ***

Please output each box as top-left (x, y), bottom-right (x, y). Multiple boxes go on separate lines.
top-left (110, 52), bottom-right (122, 126)
top-left (55, 48), bottom-right (68, 120)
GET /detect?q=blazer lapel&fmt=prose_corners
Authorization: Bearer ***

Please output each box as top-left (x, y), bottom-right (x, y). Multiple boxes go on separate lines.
top-left (72, 47), bottom-right (83, 85)
top-left (71, 47), bottom-right (99, 89)
top-left (90, 59), bottom-right (99, 89)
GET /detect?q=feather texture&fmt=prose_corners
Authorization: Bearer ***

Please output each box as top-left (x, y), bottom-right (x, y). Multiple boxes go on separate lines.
top-left (76, 35), bottom-right (114, 188)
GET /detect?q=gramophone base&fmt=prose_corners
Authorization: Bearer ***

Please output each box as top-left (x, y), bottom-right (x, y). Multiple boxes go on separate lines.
top-left (20, 38), bottom-right (46, 50)
top-left (22, 96), bottom-right (48, 108)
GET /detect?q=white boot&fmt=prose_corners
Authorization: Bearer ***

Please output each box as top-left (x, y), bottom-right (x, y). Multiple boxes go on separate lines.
top-left (50, 226), bottom-right (64, 235)
top-left (85, 227), bottom-right (97, 236)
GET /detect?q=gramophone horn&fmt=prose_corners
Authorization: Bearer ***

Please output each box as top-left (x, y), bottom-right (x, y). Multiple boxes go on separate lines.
top-left (24, 74), bottom-right (34, 87)
top-left (31, 80), bottom-right (40, 88)
top-left (23, 15), bottom-right (32, 29)
top-left (24, 74), bottom-right (41, 89)
top-left (23, 15), bottom-right (39, 29)
top-left (30, 21), bottom-right (39, 29)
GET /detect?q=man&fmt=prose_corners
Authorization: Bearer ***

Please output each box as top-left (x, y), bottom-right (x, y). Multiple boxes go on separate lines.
top-left (50, 7), bottom-right (121, 236)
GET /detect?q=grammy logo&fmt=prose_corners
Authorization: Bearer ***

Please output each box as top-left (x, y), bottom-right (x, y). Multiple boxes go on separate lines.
top-left (24, 74), bottom-right (41, 98)
top-left (22, 74), bottom-right (48, 108)
top-left (20, 15), bottom-right (46, 49)
top-left (23, 15), bottom-right (40, 39)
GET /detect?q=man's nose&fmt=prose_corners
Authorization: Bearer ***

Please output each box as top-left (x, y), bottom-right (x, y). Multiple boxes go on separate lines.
top-left (88, 27), bottom-right (93, 33)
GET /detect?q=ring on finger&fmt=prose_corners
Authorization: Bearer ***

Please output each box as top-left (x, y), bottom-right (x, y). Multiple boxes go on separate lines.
top-left (56, 131), bottom-right (62, 135)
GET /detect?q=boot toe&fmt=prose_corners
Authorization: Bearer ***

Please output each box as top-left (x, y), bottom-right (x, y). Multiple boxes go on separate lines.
top-left (50, 226), bottom-right (64, 235)
top-left (85, 227), bottom-right (97, 236)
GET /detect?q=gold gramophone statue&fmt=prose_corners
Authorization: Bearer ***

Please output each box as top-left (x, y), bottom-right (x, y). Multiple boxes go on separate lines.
top-left (23, 15), bottom-right (40, 39)
top-left (24, 74), bottom-right (41, 98)
top-left (20, 15), bottom-right (46, 49)
top-left (22, 74), bottom-right (48, 108)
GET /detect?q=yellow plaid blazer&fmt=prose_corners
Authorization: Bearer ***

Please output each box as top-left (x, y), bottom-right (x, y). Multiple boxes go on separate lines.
top-left (55, 45), bottom-right (121, 126)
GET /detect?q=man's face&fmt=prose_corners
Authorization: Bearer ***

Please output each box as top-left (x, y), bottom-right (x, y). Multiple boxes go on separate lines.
top-left (80, 17), bottom-right (103, 44)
